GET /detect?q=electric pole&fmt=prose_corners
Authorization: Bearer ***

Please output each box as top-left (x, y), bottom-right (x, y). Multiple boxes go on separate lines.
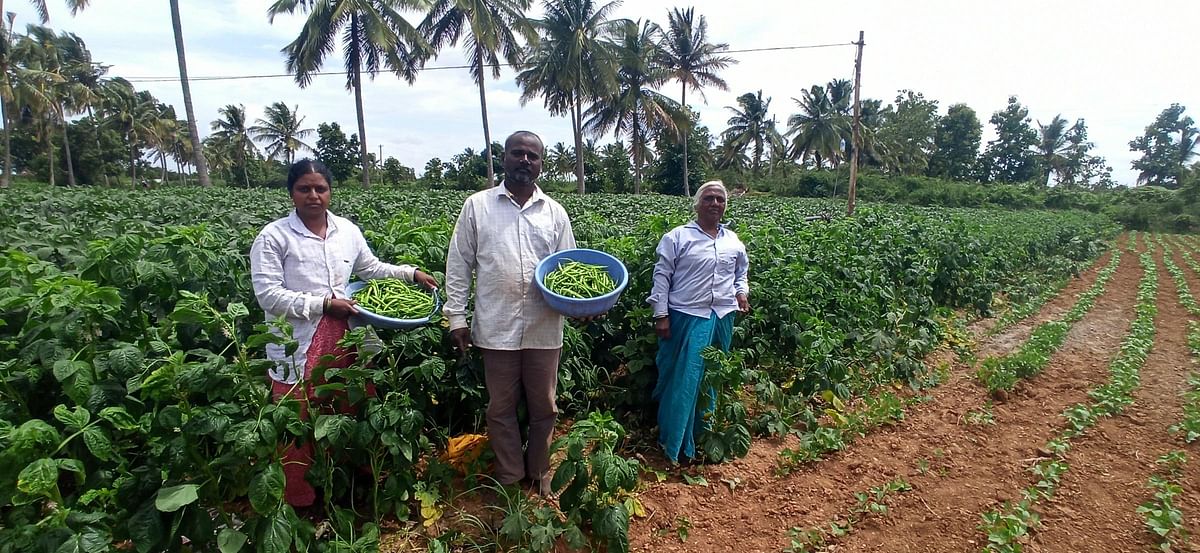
top-left (847, 31), bottom-right (865, 216)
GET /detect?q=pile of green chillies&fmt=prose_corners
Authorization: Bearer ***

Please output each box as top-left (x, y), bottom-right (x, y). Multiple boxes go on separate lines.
top-left (352, 278), bottom-right (435, 320)
top-left (544, 260), bottom-right (616, 299)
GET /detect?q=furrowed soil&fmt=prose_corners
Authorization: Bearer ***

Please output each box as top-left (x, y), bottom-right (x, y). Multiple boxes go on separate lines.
top-left (628, 238), bottom-right (1151, 552)
top-left (1013, 243), bottom-right (1196, 552)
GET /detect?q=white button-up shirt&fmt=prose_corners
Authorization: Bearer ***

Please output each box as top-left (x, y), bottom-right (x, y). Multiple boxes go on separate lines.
top-left (647, 222), bottom-right (750, 320)
top-left (250, 210), bottom-right (416, 383)
top-left (444, 183), bottom-right (576, 350)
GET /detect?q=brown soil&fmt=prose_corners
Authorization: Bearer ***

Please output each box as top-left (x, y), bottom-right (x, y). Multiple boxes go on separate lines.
top-left (628, 239), bottom-right (1150, 552)
top-left (1015, 244), bottom-right (1194, 552)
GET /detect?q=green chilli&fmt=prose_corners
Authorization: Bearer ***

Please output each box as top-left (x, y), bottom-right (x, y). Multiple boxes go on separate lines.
top-left (353, 278), bottom-right (435, 320)
top-left (544, 260), bottom-right (616, 299)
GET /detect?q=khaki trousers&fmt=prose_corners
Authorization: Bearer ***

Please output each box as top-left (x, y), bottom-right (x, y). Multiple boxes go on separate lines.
top-left (480, 348), bottom-right (561, 485)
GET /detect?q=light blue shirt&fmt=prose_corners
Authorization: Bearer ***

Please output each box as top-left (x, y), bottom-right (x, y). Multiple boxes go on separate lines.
top-left (647, 221), bottom-right (750, 320)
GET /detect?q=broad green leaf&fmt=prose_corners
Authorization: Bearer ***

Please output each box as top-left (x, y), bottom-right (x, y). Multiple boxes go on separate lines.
top-left (54, 404), bottom-right (90, 430)
top-left (83, 427), bottom-right (114, 461)
top-left (155, 484), bottom-right (199, 512)
top-left (9, 419), bottom-right (60, 453)
top-left (129, 501), bottom-right (164, 553)
top-left (99, 406), bottom-right (139, 431)
top-left (106, 346), bottom-right (144, 376)
top-left (313, 414), bottom-right (353, 445)
top-left (249, 463), bottom-right (285, 515)
top-left (17, 457), bottom-right (59, 497)
top-left (258, 510), bottom-right (293, 553)
top-left (551, 460), bottom-right (577, 492)
top-left (217, 528), bottom-right (247, 553)
top-left (225, 302), bottom-right (250, 319)
top-left (52, 360), bottom-right (89, 382)
top-left (53, 528), bottom-right (111, 553)
top-left (593, 503), bottom-right (630, 553)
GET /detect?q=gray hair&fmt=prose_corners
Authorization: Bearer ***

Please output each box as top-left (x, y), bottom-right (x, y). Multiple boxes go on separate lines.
top-left (692, 180), bottom-right (728, 208)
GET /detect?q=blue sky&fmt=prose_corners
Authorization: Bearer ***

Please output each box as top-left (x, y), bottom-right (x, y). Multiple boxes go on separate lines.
top-left (27, 0), bottom-right (1200, 186)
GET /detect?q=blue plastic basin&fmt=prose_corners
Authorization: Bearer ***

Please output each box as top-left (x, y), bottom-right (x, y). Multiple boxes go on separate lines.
top-left (347, 280), bottom-right (440, 330)
top-left (534, 248), bottom-right (628, 318)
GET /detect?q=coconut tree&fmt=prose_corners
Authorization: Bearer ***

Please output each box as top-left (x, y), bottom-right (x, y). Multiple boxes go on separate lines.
top-left (0, 1), bottom-right (213, 186)
top-left (582, 18), bottom-right (678, 194)
top-left (420, 0), bottom-right (535, 186)
top-left (516, 0), bottom-right (624, 193)
top-left (721, 90), bottom-right (782, 179)
top-left (97, 79), bottom-right (156, 186)
top-left (167, 0), bottom-right (211, 186)
top-left (250, 101), bottom-right (313, 164)
top-left (169, 120), bottom-right (192, 184)
top-left (658, 6), bottom-right (733, 197)
top-left (268, 0), bottom-right (431, 188)
top-left (787, 84), bottom-right (850, 169)
top-left (545, 141), bottom-right (570, 178)
top-left (10, 25), bottom-right (73, 186)
top-left (1034, 114), bottom-right (1070, 187)
top-left (145, 105), bottom-right (179, 186)
top-left (210, 104), bottom-right (258, 188)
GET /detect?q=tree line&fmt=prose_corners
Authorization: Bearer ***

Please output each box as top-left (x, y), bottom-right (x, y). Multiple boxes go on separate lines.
top-left (0, 0), bottom-right (1196, 193)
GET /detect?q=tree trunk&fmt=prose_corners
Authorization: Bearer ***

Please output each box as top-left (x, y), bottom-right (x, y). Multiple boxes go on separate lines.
top-left (573, 97), bottom-right (584, 194)
top-left (350, 13), bottom-right (371, 188)
top-left (0, 86), bottom-right (9, 189)
top-left (86, 105), bottom-right (109, 186)
top-left (680, 83), bottom-right (690, 197)
top-left (633, 110), bottom-right (643, 195)
top-left (160, 151), bottom-right (168, 185)
top-left (128, 132), bottom-right (137, 188)
top-left (46, 130), bottom-right (55, 187)
top-left (170, 0), bottom-right (211, 187)
top-left (60, 109), bottom-right (77, 186)
top-left (476, 47), bottom-right (494, 187)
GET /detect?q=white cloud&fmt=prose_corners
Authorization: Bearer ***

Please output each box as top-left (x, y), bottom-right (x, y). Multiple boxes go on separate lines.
top-left (25, 0), bottom-right (1200, 185)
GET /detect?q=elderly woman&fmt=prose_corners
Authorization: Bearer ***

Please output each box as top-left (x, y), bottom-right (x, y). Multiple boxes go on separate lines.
top-left (249, 158), bottom-right (437, 507)
top-left (647, 180), bottom-right (750, 464)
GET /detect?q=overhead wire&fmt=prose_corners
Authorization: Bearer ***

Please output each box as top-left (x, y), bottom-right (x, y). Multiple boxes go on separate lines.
top-left (121, 42), bottom-right (855, 83)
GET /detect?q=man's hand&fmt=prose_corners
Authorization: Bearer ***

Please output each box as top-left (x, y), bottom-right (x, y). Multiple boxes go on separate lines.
top-left (654, 316), bottom-right (670, 340)
top-left (570, 314), bottom-right (606, 324)
top-left (737, 293), bottom-right (750, 314)
top-left (450, 328), bottom-right (473, 354)
top-left (413, 270), bottom-right (438, 290)
top-left (326, 297), bottom-right (359, 319)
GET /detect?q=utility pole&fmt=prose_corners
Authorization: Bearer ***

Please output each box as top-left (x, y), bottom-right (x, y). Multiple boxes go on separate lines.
top-left (847, 30), bottom-right (865, 216)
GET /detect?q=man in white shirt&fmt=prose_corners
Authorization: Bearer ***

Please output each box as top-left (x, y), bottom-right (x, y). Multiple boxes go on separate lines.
top-left (444, 131), bottom-right (576, 495)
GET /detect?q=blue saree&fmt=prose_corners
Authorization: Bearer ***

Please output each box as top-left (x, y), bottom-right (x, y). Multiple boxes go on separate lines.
top-left (652, 309), bottom-right (734, 462)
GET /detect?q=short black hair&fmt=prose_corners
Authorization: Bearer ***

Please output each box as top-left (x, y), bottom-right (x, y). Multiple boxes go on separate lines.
top-left (504, 130), bottom-right (544, 156)
top-left (286, 158), bottom-right (334, 193)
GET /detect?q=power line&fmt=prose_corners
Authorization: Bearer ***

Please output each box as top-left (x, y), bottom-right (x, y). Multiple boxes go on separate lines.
top-left (121, 41), bottom-right (854, 83)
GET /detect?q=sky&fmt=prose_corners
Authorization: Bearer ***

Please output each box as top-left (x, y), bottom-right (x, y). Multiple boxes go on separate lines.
top-left (22, 0), bottom-right (1200, 186)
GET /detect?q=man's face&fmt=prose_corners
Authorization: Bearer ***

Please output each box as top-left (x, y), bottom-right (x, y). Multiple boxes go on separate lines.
top-left (503, 135), bottom-right (543, 186)
top-left (696, 188), bottom-right (727, 222)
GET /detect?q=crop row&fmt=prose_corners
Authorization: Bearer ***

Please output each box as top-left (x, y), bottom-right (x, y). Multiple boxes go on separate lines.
top-left (975, 250), bottom-right (1122, 394)
top-left (979, 248), bottom-right (1158, 552)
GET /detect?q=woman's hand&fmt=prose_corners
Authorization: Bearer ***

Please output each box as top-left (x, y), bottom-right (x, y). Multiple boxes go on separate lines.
top-left (654, 316), bottom-right (670, 340)
top-left (737, 293), bottom-right (750, 314)
top-left (413, 270), bottom-right (438, 290)
top-left (325, 297), bottom-right (359, 319)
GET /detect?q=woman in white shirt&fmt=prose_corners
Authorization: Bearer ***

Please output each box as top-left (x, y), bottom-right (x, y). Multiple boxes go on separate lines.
top-left (249, 158), bottom-right (437, 507)
top-left (646, 180), bottom-right (750, 464)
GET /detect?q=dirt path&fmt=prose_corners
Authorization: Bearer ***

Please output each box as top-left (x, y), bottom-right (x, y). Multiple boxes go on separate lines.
top-left (628, 243), bottom-right (1139, 552)
top-left (979, 249), bottom-right (1115, 358)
